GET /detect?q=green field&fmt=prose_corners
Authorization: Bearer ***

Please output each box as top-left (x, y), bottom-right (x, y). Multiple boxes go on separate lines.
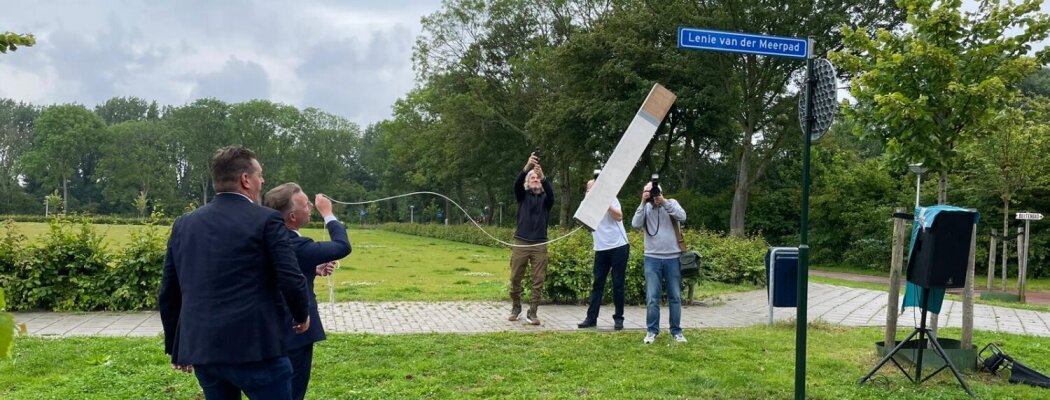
top-left (5, 222), bottom-right (754, 303)
top-left (302, 228), bottom-right (511, 302)
top-left (7, 222), bottom-right (146, 248)
top-left (3, 325), bottom-right (1049, 399)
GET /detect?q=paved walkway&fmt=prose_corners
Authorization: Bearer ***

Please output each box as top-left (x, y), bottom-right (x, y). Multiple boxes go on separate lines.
top-left (811, 270), bottom-right (1050, 305)
top-left (12, 284), bottom-right (1050, 337)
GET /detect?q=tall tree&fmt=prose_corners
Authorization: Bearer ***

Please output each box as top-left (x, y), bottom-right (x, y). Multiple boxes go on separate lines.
top-left (94, 96), bottom-right (149, 125)
top-left (227, 100), bottom-right (302, 185)
top-left (0, 31), bottom-right (35, 53)
top-left (165, 98), bottom-right (231, 205)
top-left (96, 120), bottom-right (178, 213)
top-left (832, 0), bottom-right (1050, 202)
top-left (0, 100), bottom-right (39, 213)
top-left (19, 104), bottom-right (106, 213)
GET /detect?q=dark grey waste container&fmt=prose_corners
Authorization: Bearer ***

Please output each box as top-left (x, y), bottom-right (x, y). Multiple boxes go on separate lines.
top-left (765, 247), bottom-right (798, 308)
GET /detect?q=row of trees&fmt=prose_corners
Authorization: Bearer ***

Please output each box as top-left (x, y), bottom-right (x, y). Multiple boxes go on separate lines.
top-left (1, 1), bottom-right (1048, 277)
top-left (0, 97), bottom-right (367, 218)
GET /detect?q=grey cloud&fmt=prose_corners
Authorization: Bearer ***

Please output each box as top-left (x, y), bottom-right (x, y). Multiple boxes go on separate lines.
top-left (190, 57), bottom-right (271, 103)
top-left (0, 0), bottom-right (443, 124)
top-left (296, 26), bottom-right (415, 123)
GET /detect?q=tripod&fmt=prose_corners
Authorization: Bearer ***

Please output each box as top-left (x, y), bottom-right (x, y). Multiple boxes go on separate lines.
top-left (858, 287), bottom-right (974, 397)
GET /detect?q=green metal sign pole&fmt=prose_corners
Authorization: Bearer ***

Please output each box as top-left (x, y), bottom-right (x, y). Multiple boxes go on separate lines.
top-left (795, 38), bottom-right (816, 400)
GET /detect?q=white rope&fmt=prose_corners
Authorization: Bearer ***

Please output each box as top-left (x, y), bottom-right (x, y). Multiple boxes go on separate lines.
top-left (323, 227), bottom-right (337, 316)
top-left (323, 191), bottom-right (583, 247)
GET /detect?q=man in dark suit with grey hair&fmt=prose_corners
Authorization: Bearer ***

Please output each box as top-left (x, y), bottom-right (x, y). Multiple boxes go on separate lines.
top-left (264, 182), bottom-right (351, 400)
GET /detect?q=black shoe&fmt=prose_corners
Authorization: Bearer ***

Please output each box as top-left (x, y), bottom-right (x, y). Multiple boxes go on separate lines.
top-left (614, 319), bottom-right (624, 331)
top-left (577, 319), bottom-right (597, 329)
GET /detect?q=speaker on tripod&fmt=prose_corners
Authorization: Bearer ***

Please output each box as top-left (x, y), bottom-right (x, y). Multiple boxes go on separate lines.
top-left (860, 209), bottom-right (978, 398)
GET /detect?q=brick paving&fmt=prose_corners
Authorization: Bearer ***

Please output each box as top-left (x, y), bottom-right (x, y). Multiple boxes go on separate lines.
top-left (13, 284), bottom-right (1050, 337)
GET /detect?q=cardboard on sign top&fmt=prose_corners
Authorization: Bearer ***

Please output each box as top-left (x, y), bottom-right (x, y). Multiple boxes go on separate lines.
top-left (574, 84), bottom-right (676, 231)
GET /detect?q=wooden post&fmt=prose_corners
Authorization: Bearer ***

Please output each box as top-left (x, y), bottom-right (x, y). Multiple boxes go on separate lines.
top-left (1002, 236), bottom-right (1009, 292)
top-left (886, 208), bottom-right (907, 347)
top-left (987, 229), bottom-right (997, 291)
top-left (1022, 221), bottom-right (1030, 302)
top-left (1017, 227), bottom-right (1024, 298)
top-left (962, 223), bottom-right (977, 349)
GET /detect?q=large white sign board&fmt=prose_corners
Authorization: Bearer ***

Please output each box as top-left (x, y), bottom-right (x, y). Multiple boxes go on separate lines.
top-left (573, 84), bottom-right (676, 231)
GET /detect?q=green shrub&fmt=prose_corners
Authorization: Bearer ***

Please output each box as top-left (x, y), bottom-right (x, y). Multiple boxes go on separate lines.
top-left (0, 214), bottom-right (174, 226)
top-left (1, 288), bottom-right (12, 360)
top-left (15, 218), bottom-right (111, 311)
top-left (0, 221), bottom-right (26, 311)
top-left (103, 220), bottom-right (166, 311)
top-left (378, 222), bottom-right (572, 248)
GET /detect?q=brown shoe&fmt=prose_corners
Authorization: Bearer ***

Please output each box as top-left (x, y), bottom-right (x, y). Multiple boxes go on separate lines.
top-left (525, 312), bottom-right (541, 326)
top-left (509, 305), bottom-right (521, 321)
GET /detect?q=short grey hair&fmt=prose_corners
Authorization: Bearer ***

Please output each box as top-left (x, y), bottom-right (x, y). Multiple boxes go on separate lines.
top-left (263, 182), bottom-right (303, 214)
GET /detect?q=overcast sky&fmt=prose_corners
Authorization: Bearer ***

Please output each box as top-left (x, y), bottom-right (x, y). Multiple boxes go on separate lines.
top-left (1, 1), bottom-right (1047, 127)
top-left (0, 0), bottom-right (443, 126)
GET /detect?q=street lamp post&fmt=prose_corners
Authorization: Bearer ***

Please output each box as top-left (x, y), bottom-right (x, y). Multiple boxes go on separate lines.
top-left (499, 202), bottom-right (503, 226)
top-left (410, 205), bottom-right (415, 223)
top-left (909, 163), bottom-right (928, 209)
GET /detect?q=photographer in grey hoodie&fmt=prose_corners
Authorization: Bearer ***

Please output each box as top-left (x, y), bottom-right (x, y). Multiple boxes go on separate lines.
top-left (631, 181), bottom-right (687, 344)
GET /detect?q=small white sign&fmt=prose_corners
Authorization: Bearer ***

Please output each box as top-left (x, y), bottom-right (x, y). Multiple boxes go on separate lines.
top-left (1016, 212), bottom-right (1044, 221)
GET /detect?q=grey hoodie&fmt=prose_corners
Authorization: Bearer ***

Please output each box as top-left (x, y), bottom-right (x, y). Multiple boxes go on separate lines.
top-left (631, 199), bottom-right (687, 259)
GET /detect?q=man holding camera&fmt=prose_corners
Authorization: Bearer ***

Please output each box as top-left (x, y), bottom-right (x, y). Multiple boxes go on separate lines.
top-left (631, 177), bottom-right (687, 344)
top-left (509, 151), bottom-right (554, 325)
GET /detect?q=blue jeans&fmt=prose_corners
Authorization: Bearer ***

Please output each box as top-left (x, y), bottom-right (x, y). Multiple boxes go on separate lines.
top-left (193, 356), bottom-right (294, 400)
top-left (644, 256), bottom-right (682, 335)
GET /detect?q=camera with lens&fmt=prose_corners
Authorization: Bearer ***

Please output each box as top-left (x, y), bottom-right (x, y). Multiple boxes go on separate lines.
top-left (647, 173), bottom-right (660, 203)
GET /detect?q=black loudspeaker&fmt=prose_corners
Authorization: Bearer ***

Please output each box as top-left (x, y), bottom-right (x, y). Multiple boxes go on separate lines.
top-left (906, 210), bottom-right (976, 289)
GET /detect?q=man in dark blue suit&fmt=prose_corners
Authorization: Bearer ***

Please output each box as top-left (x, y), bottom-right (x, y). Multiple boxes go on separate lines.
top-left (160, 147), bottom-right (312, 400)
top-left (264, 182), bottom-right (351, 400)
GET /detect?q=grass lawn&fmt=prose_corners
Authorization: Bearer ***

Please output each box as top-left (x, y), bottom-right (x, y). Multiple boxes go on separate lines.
top-left (303, 228), bottom-right (512, 302)
top-left (7, 222), bottom-right (145, 248)
top-left (3, 325), bottom-right (1049, 399)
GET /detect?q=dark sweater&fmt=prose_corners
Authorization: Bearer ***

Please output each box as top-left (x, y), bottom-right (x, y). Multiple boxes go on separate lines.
top-left (513, 170), bottom-right (554, 241)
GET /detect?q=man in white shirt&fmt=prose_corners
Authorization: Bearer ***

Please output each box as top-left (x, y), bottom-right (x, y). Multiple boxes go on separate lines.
top-left (577, 180), bottom-right (630, 331)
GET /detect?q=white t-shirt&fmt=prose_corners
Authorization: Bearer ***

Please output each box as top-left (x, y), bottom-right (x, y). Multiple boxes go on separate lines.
top-left (592, 198), bottom-right (629, 251)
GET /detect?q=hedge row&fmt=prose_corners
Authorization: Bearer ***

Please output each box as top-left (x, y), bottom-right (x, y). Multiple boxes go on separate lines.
top-left (0, 218), bottom-right (166, 311)
top-left (0, 214), bottom-right (175, 226)
top-left (378, 223), bottom-right (770, 304)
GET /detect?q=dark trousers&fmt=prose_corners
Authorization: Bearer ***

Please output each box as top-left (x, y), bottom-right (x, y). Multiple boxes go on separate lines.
top-left (288, 345), bottom-right (314, 400)
top-left (193, 356), bottom-right (293, 400)
top-left (586, 244), bottom-right (629, 321)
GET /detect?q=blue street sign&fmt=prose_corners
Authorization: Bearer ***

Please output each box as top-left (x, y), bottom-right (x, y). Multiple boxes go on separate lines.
top-left (359, 208), bottom-right (366, 216)
top-left (677, 27), bottom-right (808, 59)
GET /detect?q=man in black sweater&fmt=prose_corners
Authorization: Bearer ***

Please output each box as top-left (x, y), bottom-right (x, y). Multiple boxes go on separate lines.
top-left (509, 152), bottom-right (554, 325)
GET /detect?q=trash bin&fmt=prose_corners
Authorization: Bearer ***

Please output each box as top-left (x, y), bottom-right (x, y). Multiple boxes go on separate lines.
top-left (765, 247), bottom-right (798, 324)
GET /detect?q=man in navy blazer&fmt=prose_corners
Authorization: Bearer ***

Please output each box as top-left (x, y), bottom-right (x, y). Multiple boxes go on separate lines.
top-left (264, 182), bottom-right (352, 400)
top-left (160, 147), bottom-right (312, 400)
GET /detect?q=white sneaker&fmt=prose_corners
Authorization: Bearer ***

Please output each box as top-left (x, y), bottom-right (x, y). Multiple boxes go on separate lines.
top-left (673, 333), bottom-right (687, 343)
top-left (643, 332), bottom-right (657, 344)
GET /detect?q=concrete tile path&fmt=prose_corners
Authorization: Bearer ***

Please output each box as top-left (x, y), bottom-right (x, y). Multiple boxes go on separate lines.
top-left (13, 284), bottom-right (1050, 337)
